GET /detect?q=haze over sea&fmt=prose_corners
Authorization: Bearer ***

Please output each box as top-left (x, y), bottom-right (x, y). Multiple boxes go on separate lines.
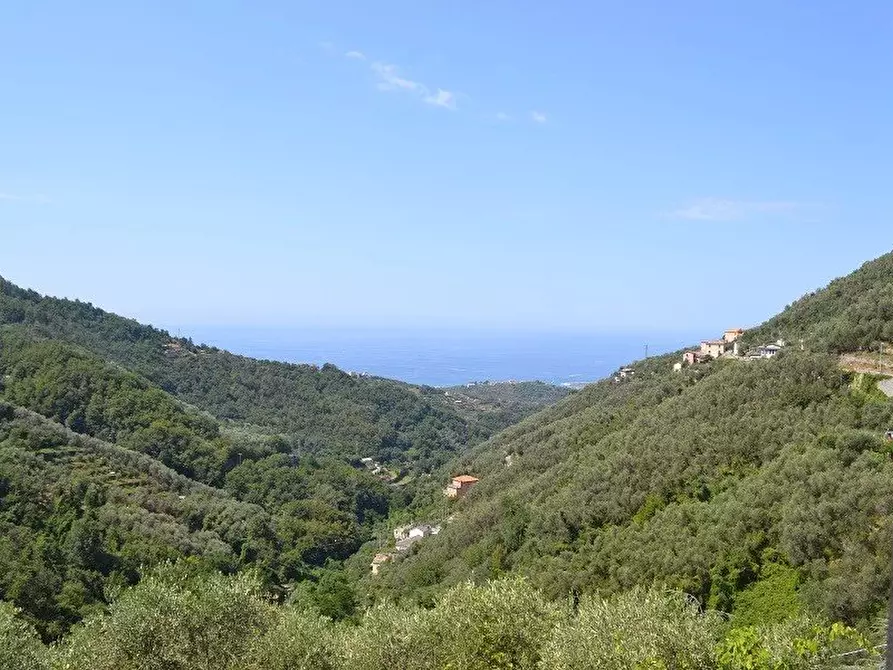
top-left (181, 328), bottom-right (703, 387)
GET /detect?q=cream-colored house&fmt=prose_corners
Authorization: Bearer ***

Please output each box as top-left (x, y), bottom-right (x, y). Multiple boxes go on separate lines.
top-left (700, 340), bottom-right (727, 359)
top-left (723, 328), bottom-right (745, 343)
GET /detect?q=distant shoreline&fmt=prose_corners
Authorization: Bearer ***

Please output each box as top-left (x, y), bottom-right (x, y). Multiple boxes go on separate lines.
top-left (177, 327), bottom-right (701, 388)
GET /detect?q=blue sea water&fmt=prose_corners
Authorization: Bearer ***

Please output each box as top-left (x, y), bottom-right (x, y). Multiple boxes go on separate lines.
top-left (181, 327), bottom-right (701, 388)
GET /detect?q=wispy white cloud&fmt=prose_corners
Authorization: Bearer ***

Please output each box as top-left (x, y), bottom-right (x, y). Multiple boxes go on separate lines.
top-left (341, 47), bottom-right (547, 120)
top-left (424, 89), bottom-right (456, 110)
top-left (669, 197), bottom-right (820, 222)
top-left (364, 60), bottom-right (457, 110)
top-left (371, 62), bottom-right (424, 93)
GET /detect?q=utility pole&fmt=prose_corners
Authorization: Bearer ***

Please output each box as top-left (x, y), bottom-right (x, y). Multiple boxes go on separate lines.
top-left (644, 344), bottom-right (649, 359)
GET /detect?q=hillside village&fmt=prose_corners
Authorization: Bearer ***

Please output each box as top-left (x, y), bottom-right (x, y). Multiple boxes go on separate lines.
top-left (370, 473), bottom-right (479, 574)
top-left (613, 329), bottom-right (789, 381)
top-left (677, 328), bottom-right (789, 369)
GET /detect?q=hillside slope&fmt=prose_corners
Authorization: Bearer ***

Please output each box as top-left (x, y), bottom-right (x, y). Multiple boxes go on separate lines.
top-left (0, 404), bottom-right (273, 638)
top-left (375, 251), bottom-right (893, 626)
top-left (0, 277), bottom-right (518, 471)
top-left (0, 276), bottom-right (575, 637)
top-left (742, 250), bottom-right (893, 352)
top-left (442, 381), bottom-right (573, 435)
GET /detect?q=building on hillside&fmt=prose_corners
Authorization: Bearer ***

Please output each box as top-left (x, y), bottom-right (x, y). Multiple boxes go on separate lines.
top-left (673, 362), bottom-right (683, 372)
top-left (408, 524), bottom-right (433, 539)
top-left (682, 351), bottom-right (704, 365)
top-left (395, 523), bottom-right (442, 545)
top-left (396, 531), bottom-right (431, 552)
top-left (700, 340), bottom-right (727, 359)
top-left (723, 328), bottom-right (745, 343)
top-left (618, 367), bottom-right (634, 379)
top-left (746, 343), bottom-right (784, 360)
top-left (370, 553), bottom-right (391, 575)
top-left (445, 474), bottom-right (480, 499)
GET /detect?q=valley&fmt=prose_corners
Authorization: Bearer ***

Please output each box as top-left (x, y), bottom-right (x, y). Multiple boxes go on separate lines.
top-left (5, 251), bottom-right (893, 668)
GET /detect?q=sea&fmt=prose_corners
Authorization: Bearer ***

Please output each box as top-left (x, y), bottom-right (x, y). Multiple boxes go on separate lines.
top-left (180, 327), bottom-right (701, 388)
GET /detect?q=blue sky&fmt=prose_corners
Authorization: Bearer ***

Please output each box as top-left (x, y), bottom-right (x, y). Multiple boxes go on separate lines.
top-left (2, 1), bottom-right (892, 334)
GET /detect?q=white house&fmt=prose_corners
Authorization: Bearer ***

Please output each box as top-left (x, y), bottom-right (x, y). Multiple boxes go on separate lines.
top-left (408, 524), bottom-right (433, 540)
top-left (758, 344), bottom-right (782, 358)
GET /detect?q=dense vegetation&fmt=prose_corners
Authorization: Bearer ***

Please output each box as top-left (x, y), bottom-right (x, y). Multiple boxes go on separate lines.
top-left (0, 406), bottom-right (266, 638)
top-left (742, 250), bottom-right (893, 353)
top-left (0, 567), bottom-right (877, 670)
top-left (0, 275), bottom-right (571, 638)
top-left (5, 249), bottom-right (893, 661)
top-left (377, 351), bottom-right (893, 625)
top-left (374, 251), bottom-right (893, 631)
top-left (443, 381), bottom-right (572, 435)
top-left (0, 276), bottom-right (508, 470)
top-left (0, 346), bottom-right (393, 636)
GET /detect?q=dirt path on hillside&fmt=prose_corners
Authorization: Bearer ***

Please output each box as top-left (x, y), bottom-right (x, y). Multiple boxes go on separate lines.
top-left (839, 354), bottom-right (893, 397)
top-left (840, 354), bottom-right (893, 375)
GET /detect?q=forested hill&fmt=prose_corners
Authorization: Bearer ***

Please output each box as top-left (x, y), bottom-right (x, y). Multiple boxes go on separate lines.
top-left (0, 275), bottom-right (578, 638)
top-left (0, 276), bottom-right (528, 470)
top-left (741, 249), bottom-right (893, 352)
top-left (442, 381), bottom-right (572, 435)
top-left (0, 404), bottom-right (273, 639)
top-left (374, 250), bottom-right (893, 628)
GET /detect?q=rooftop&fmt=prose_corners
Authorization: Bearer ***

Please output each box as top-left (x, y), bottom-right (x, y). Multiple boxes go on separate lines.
top-left (453, 475), bottom-right (480, 484)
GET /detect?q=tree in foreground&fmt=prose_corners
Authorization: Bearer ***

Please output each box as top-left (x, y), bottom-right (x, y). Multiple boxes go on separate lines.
top-left (540, 587), bottom-right (720, 670)
top-left (0, 602), bottom-right (48, 670)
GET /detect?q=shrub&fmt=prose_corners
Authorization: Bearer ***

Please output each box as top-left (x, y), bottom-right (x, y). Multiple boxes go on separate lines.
top-left (335, 602), bottom-right (435, 670)
top-left (427, 578), bottom-right (560, 670)
top-left (539, 587), bottom-right (720, 670)
top-left (0, 601), bottom-right (48, 670)
top-left (716, 616), bottom-right (875, 669)
top-left (243, 606), bottom-right (336, 670)
top-left (52, 568), bottom-right (273, 670)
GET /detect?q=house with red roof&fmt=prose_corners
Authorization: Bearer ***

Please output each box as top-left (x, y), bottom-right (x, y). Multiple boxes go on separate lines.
top-left (445, 474), bottom-right (480, 499)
